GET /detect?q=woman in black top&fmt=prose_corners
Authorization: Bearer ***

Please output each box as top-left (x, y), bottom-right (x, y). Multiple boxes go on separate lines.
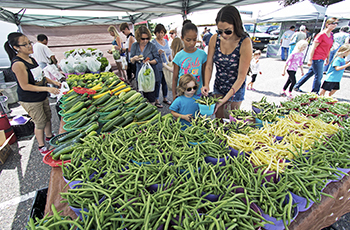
top-left (4, 32), bottom-right (61, 155)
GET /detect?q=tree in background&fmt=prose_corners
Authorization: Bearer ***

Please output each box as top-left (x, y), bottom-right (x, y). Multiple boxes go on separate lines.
top-left (279, 0), bottom-right (343, 7)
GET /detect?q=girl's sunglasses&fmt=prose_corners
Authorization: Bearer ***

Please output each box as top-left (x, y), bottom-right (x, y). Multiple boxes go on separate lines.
top-left (216, 29), bottom-right (233, 35)
top-left (141, 37), bottom-right (150, 40)
top-left (186, 86), bottom-right (198, 92)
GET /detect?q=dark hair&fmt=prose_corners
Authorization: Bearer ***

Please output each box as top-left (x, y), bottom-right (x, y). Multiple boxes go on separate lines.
top-left (181, 22), bottom-right (198, 38)
top-left (341, 26), bottom-right (349, 32)
top-left (215, 5), bottom-right (246, 37)
top-left (37, 34), bottom-right (48, 42)
top-left (290, 26), bottom-right (295, 29)
top-left (182, 19), bottom-right (192, 27)
top-left (154, 24), bottom-right (167, 35)
top-left (4, 32), bottom-right (25, 61)
top-left (119, 22), bottom-right (129, 31)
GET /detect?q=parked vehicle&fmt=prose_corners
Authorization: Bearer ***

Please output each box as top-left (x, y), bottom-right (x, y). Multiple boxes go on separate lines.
top-left (244, 23), bottom-right (271, 51)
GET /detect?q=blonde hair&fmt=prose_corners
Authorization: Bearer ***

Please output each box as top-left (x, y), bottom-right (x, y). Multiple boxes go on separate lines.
top-left (293, 40), bottom-right (308, 53)
top-left (336, 44), bottom-right (350, 57)
top-left (177, 74), bottom-right (198, 96)
top-left (171, 37), bottom-right (184, 57)
top-left (107, 25), bottom-right (120, 38)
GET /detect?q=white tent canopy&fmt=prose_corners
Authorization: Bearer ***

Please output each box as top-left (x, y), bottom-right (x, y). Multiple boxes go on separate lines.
top-left (257, 0), bottom-right (326, 23)
top-left (325, 0), bottom-right (350, 19)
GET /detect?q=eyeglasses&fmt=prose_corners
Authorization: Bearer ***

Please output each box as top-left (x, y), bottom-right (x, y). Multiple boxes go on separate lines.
top-left (17, 41), bottom-right (33, 48)
top-left (186, 86), bottom-right (198, 92)
top-left (141, 37), bottom-right (150, 40)
top-left (216, 29), bottom-right (233, 35)
top-left (330, 22), bottom-right (338, 25)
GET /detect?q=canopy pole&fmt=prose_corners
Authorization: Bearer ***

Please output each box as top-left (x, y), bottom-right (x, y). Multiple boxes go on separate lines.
top-left (182, 0), bottom-right (189, 20)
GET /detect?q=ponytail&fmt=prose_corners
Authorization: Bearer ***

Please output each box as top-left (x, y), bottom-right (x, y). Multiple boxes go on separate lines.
top-left (4, 32), bottom-right (25, 61)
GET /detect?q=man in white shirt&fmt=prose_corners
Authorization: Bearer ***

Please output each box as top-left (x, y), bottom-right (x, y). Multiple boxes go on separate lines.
top-left (33, 34), bottom-right (57, 69)
top-left (280, 26), bottom-right (295, 61)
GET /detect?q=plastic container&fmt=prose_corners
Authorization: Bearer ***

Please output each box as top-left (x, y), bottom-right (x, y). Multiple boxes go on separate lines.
top-left (28, 187), bottom-right (48, 221)
top-left (0, 96), bottom-right (11, 114)
top-left (10, 115), bottom-right (34, 139)
top-left (290, 191), bottom-right (314, 212)
top-left (0, 82), bottom-right (18, 104)
top-left (198, 103), bottom-right (215, 116)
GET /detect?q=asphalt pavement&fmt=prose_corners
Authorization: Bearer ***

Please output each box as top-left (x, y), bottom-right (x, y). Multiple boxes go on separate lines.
top-left (1, 51), bottom-right (350, 229)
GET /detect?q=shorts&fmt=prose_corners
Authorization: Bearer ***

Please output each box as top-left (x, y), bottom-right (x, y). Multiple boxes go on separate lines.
top-left (250, 74), bottom-right (257, 83)
top-left (213, 81), bottom-right (246, 102)
top-left (20, 98), bottom-right (52, 129)
top-left (321, 81), bottom-right (340, 91)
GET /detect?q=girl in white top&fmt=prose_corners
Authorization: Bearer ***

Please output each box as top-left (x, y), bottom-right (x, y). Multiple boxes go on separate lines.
top-left (247, 50), bottom-right (262, 91)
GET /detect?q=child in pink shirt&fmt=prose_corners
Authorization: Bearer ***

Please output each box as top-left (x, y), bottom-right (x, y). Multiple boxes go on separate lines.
top-left (281, 40), bottom-right (308, 99)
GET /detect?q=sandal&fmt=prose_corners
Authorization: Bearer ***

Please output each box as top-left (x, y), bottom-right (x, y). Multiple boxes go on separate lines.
top-left (163, 100), bottom-right (172, 105)
top-left (155, 102), bottom-right (163, 108)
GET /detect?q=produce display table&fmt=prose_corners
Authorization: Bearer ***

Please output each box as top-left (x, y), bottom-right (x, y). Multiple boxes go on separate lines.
top-left (43, 118), bottom-right (350, 229)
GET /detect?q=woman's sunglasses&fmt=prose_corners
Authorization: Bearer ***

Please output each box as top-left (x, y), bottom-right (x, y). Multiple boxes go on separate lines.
top-left (186, 86), bottom-right (198, 92)
top-left (216, 29), bottom-right (233, 35)
top-left (330, 22), bottom-right (338, 25)
top-left (141, 37), bottom-right (150, 40)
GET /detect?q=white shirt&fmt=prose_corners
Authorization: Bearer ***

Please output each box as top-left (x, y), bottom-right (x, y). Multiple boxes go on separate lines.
top-left (281, 30), bottom-right (295, 47)
top-left (33, 42), bottom-right (54, 64)
top-left (250, 58), bottom-right (261, 74)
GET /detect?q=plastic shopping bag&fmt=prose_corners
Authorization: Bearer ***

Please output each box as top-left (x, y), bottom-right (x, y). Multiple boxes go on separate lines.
top-left (43, 64), bottom-right (65, 81)
top-left (85, 57), bottom-right (101, 73)
top-left (138, 62), bottom-right (155, 92)
top-left (56, 82), bottom-right (70, 102)
top-left (59, 56), bottom-right (75, 74)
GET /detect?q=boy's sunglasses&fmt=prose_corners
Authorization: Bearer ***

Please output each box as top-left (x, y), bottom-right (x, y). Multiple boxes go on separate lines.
top-left (141, 37), bottom-right (150, 40)
top-left (216, 29), bottom-right (233, 35)
top-left (186, 86), bottom-right (198, 92)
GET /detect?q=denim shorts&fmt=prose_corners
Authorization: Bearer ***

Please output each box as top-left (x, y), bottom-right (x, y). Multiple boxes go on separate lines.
top-left (213, 81), bottom-right (246, 102)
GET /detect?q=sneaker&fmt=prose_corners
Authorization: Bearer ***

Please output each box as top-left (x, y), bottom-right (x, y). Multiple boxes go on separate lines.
top-left (45, 134), bottom-right (55, 142)
top-left (251, 88), bottom-right (256, 91)
top-left (39, 146), bottom-right (50, 156)
top-left (280, 92), bottom-right (287, 97)
top-left (288, 94), bottom-right (294, 100)
top-left (293, 88), bottom-right (303, 92)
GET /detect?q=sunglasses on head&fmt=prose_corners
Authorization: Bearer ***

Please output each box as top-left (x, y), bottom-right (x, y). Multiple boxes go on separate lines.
top-left (186, 86), bottom-right (198, 92)
top-left (216, 29), bottom-right (233, 35)
top-left (141, 37), bottom-right (150, 40)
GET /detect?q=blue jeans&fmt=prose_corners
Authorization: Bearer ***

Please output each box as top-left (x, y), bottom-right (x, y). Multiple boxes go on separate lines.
top-left (281, 47), bottom-right (289, 61)
top-left (154, 71), bottom-right (168, 100)
top-left (213, 81), bottom-right (246, 102)
top-left (294, 59), bottom-right (324, 94)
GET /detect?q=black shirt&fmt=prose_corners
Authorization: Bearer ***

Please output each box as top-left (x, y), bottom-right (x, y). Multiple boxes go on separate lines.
top-left (11, 56), bottom-right (47, 102)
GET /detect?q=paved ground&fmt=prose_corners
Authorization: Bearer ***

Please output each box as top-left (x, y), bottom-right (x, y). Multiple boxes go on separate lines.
top-left (1, 51), bottom-right (350, 229)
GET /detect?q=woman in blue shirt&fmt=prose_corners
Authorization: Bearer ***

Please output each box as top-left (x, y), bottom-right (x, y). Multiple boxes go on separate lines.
top-left (130, 26), bottom-right (160, 104)
top-left (151, 24), bottom-right (172, 108)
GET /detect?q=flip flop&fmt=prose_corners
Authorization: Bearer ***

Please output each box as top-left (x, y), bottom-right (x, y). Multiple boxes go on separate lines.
top-left (163, 100), bottom-right (172, 105)
top-left (155, 102), bottom-right (163, 108)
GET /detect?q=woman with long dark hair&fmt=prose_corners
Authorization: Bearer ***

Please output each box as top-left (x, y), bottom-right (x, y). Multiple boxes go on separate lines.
top-left (4, 32), bottom-right (61, 155)
top-left (201, 5), bottom-right (253, 118)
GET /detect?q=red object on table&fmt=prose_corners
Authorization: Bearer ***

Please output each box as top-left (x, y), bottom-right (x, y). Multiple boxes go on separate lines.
top-left (73, 87), bottom-right (96, 95)
top-left (43, 150), bottom-right (71, 167)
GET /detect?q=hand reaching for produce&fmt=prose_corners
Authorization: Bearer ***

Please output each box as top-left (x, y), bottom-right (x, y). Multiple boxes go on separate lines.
top-left (214, 99), bottom-right (225, 114)
top-left (181, 114), bottom-right (193, 122)
top-left (201, 86), bottom-right (209, 96)
top-left (48, 87), bottom-right (60, 95)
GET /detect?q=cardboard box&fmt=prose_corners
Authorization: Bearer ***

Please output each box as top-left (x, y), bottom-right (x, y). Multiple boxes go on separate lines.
top-left (0, 131), bottom-right (14, 165)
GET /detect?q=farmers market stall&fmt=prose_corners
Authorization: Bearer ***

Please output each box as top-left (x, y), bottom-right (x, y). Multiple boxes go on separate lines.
top-left (31, 90), bottom-right (350, 230)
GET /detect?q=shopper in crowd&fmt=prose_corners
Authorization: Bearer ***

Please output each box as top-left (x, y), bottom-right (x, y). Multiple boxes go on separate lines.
top-left (172, 21), bottom-right (207, 99)
top-left (169, 73), bottom-right (200, 128)
top-left (288, 25), bottom-right (307, 55)
top-left (280, 26), bottom-right (295, 61)
top-left (320, 44), bottom-right (350, 97)
top-left (130, 26), bottom-right (160, 105)
top-left (281, 40), bottom-right (308, 99)
top-left (151, 24), bottom-right (172, 108)
top-left (119, 22), bottom-right (136, 82)
top-left (168, 29), bottom-right (177, 47)
top-left (32, 34), bottom-right (57, 69)
top-left (201, 5), bottom-right (252, 118)
top-left (294, 18), bottom-right (339, 94)
top-left (324, 25), bottom-right (350, 72)
top-left (203, 29), bottom-right (213, 47)
top-left (162, 37), bottom-right (184, 73)
top-left (4, 32), bottom-right (61, 155)
top-left (107, 25), bottom-right (127, 81)
top-left (247, 50), bottom-right (262, 91)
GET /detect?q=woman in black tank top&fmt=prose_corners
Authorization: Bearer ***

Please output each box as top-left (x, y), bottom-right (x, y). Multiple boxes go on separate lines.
top-left (5, 32), bottom-right (62, 155)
